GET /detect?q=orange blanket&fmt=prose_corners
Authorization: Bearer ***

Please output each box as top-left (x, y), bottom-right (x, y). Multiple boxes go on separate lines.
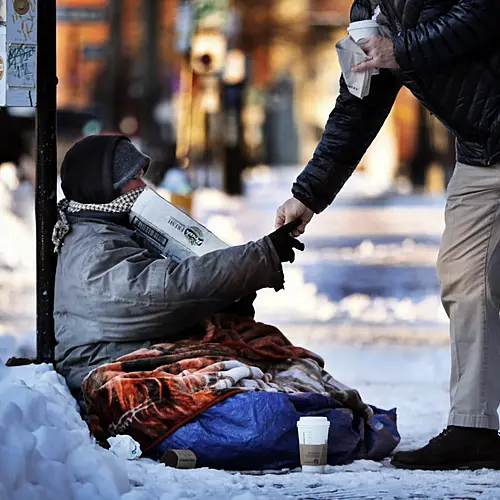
top-left (83, 314), bottom-right (323, 452)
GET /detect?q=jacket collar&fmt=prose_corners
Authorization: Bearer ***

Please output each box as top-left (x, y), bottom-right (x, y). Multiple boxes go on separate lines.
top-left (67, 211), bottom-right (132, 229)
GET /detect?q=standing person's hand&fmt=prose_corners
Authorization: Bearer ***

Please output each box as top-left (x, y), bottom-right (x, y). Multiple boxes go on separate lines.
top-left (268, 218), bottom-right (305, 263)
top-left (352, 36), bottom-right (399, 72)
top-left (275, 198), bottom-right (314, 237)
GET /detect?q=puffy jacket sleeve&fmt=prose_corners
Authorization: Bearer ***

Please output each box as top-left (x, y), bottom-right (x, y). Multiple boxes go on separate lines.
top-left (292, 71), bottom-right (401, 213)
top-left (394, 0), bottom-right (499, 73)
top-left (82, 236), bottom-right (284, 341)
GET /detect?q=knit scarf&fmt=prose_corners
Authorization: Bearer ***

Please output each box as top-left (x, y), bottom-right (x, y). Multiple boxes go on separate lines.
top-left (52, 188), bottom-right (145, 253)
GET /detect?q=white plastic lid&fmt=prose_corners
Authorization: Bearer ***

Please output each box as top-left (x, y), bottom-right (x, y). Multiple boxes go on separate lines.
top-left (297, 416), bottom-right (330, 426)
top-left (347, 20), bottom-right (380, 30)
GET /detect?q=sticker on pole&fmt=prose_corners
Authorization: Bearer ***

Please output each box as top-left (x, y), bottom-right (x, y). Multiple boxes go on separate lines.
top-left (8, 44), bottom-right (36, 88)
top-left (14, 0), bottom-right (30, 16)
top-left (0, 56), bottom-right (4, 81)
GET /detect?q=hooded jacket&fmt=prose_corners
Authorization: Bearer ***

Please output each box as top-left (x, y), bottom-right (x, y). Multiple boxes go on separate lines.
top-left (53, 136), bottom-right (284, 405)
top-left (293, 0), bottom-right (500, 213)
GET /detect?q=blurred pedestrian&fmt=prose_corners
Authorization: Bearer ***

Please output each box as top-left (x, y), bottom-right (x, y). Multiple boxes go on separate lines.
top-left (275, 0), bottom-right (500, 470)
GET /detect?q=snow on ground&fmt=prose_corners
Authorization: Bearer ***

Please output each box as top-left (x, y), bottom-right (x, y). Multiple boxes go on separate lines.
top-left (3, 167), bottom-right (500, 499)
top-left (2, 347), bottom-right (500, 500)
top-left (0, 171), bottom-right (36, 353)
top-left (194, 171), bottom-right (448, 338)
top-left (253, 268), bottom-right (447, 328)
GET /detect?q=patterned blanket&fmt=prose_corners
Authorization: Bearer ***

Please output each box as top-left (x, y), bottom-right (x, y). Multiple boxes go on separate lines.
top-left (82, 314), bottom-right (373, 453)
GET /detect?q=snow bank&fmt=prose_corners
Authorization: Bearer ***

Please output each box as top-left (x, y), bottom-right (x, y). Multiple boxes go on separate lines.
top-left (0, 173), bottom-right (36, 351)
top-left (0, 170), bottom-right (35, 271)
top-left (0, 363), bottom-right (301, 500)
top-left (253, 267), bottom-right (447, 326)
top-left (299, 238), bottom-right (440, 266)
top-left (192, 183), bottom-right (446, 331)
top-left (0, 363), bottom-right (323, 500)
top-left (1, 352), bottom-right (500, 500)
top-left (0, 364), bottom-right (130, 500)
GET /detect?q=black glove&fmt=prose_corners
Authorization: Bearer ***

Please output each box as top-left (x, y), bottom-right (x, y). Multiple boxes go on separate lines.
top-left (222, 292), bottom-right (257, 318)
top-left (268, 218), bottom-right (305, 263)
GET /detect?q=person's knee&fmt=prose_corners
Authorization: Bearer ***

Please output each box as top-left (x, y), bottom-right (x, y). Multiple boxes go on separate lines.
top-left (437, 251), bottom-right (483, 304)
top-left (436, 250), bottom-right (459, 294)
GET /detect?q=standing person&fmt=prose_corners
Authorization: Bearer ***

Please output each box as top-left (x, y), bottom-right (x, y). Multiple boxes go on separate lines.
top-left (275, 0), bottom-right (500, 470)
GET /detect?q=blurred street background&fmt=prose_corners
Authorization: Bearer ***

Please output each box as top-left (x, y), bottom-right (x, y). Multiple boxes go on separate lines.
top-left (0, 0), bottom-right (460, 465)
top-left (0, 0), bottom-right (455, 195)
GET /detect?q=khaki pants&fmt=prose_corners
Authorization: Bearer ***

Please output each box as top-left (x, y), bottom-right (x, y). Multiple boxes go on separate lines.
top-left (438, 162), bottom-right (500, 429)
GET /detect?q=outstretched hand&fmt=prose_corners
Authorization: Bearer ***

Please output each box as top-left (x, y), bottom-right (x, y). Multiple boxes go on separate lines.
top-left (275, 198), bottom-right (314, 236)
top-left (268, 218), bottom-right (305, 263)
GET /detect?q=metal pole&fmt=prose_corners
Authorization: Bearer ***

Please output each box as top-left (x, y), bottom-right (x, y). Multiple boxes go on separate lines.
top-left (35, 0), bottom-right (58, 363)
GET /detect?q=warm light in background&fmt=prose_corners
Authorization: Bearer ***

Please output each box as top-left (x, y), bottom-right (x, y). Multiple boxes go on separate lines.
top-left (191, 31), bottom-right (227, 75)
top-left (119, 116), bottom-right (139, 136)
top-left (223, 49), bottom-right (246, 84)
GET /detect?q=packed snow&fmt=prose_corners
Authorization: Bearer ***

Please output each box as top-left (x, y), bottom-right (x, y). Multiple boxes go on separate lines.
top-left (2, 346), bottom-right (500, 499)
top-left (194, 181), bottom-right (448, 332)
top-left (3, 167), bottom-right (500, 499)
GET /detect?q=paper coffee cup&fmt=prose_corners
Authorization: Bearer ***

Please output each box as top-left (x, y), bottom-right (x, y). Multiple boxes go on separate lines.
top-left (297, 416), bottom-right (330, 473)
top-left (347, 20), bottom-right (380, 42)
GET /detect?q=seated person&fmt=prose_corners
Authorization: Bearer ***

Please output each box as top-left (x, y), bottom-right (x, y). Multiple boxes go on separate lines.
top-left (53, 134), bottom-right (303, 410)
top-left (54, 135), bottom-right (400, 469)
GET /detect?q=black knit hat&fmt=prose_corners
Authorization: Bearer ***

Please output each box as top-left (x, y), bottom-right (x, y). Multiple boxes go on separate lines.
top-left (60, 135), bottom-right (150, 204)
top-left (112, 139), bottom-right (150, 190)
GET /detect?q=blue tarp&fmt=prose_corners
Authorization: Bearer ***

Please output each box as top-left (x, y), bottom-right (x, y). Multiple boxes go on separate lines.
top-left (155, 392), bottom-right (400, 470)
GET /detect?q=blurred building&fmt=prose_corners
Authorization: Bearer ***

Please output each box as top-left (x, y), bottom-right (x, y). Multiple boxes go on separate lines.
top-left (57, 0), bottom-right (179, 123)
top-left (54, 0), bottom-right (451, 192)
top-left (56, 0), bottom-right (181, 180)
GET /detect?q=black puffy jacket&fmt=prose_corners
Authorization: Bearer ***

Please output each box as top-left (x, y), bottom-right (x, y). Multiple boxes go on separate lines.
top-left (293, 0), bottom-right (500, 213)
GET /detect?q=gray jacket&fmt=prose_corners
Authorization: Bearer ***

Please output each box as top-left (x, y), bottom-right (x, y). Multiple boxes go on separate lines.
top-left (54, 214), bottom-right (284, 400)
